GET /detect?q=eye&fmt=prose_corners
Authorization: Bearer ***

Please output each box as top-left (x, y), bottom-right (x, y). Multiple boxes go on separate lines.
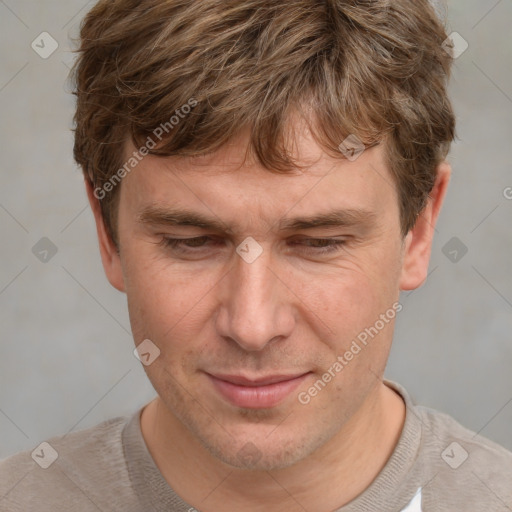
top-left (159, 236), bottom-right (347, 256)
top-left (291, 238), bottom-right (347, 255)
top-left (160, 236), bottom-right (217, 251)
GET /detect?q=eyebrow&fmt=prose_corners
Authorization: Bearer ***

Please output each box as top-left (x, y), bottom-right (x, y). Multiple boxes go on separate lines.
top-left (138, 206), bottom-right (377, 233)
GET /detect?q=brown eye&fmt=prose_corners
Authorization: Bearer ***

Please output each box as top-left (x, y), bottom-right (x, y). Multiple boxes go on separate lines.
top-left (161, 236), bottom-right (215, 250)
top-left (291, 238), bottom-right (346, 255)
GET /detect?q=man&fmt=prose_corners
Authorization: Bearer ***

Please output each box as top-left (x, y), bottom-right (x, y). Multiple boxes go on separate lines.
top-left (1, 0), bottom-right (511, 510)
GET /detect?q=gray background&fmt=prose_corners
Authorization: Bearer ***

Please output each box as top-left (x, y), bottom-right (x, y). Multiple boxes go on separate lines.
top-left (0, 0), bottom-right (511, 460)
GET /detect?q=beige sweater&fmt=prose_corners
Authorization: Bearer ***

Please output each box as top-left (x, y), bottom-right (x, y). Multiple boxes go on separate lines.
top-left (1, 380), bottom-right (511, 511)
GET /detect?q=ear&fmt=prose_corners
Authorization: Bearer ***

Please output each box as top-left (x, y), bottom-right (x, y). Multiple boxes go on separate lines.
top-left (399, 162), bottom-right (451, 291)
top-left (85, 180), bottom-right (126, 293)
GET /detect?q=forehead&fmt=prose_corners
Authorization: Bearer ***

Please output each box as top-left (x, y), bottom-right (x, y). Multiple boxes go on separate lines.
top-left (118, 126), bottom-right (399, 234)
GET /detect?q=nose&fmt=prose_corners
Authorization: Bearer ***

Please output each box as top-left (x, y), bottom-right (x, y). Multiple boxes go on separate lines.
top-left (215, 244), bottom-right (295, 352)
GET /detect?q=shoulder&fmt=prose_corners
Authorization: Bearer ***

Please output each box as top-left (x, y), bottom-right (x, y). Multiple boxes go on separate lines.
top-left (385, 380), bottom-right (512, 510)
top-left (417, 402), bottom-right (512, 467)
top-left (0, 414), bottom-right (138, 512)
top-left (413, 400), bottom-right (512, 509)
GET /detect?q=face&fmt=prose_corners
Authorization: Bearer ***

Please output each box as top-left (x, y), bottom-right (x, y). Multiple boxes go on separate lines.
top-left (90, 121), bottom-right (444, 471)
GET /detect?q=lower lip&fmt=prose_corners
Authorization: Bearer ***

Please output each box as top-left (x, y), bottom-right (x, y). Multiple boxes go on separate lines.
top-left (207, 374), bottom-right (310, 409)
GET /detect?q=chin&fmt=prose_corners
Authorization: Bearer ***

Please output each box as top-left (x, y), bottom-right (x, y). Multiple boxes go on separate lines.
top-left (197, 424), bottom-right (331, 471)
top-left (207, 441), bottom-right (305, 471)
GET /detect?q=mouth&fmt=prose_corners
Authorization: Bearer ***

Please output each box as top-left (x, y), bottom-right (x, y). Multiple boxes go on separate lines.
top-left (205, 372), bottom-right (311, 409)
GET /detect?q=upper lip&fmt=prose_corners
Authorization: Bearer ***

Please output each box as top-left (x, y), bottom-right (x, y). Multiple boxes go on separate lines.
top-left (208, 373), bottom-right (310, 387)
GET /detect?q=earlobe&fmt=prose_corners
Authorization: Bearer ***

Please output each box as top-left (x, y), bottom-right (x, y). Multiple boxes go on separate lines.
top-left (399, 162), bottom-right (451, 291)
top-left (85, 179), bottom-right (126, 293)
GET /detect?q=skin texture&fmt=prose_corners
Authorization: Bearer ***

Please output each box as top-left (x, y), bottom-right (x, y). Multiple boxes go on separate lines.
top-left (86, 120), bottom-right (450, 511)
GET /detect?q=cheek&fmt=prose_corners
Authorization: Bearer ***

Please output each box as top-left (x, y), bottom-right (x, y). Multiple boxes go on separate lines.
top-left (289, 258), bottom-right (390, 334)
top-left (122, 248), bottom-right (219, 349)
top-left (296, 250), bottom-right (402, 359)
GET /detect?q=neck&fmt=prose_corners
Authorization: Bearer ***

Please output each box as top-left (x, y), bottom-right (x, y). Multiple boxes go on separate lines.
top-left (140, 381), bottom-right (405, 512)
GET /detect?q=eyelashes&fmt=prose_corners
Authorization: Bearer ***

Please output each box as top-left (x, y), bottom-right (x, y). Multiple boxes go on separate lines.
top-left (159, 236), bottom-right (347, 256)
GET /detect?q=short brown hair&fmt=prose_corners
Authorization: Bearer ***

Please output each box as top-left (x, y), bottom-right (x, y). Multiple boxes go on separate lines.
top-left (71, 0), bottom-right (455, 244)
